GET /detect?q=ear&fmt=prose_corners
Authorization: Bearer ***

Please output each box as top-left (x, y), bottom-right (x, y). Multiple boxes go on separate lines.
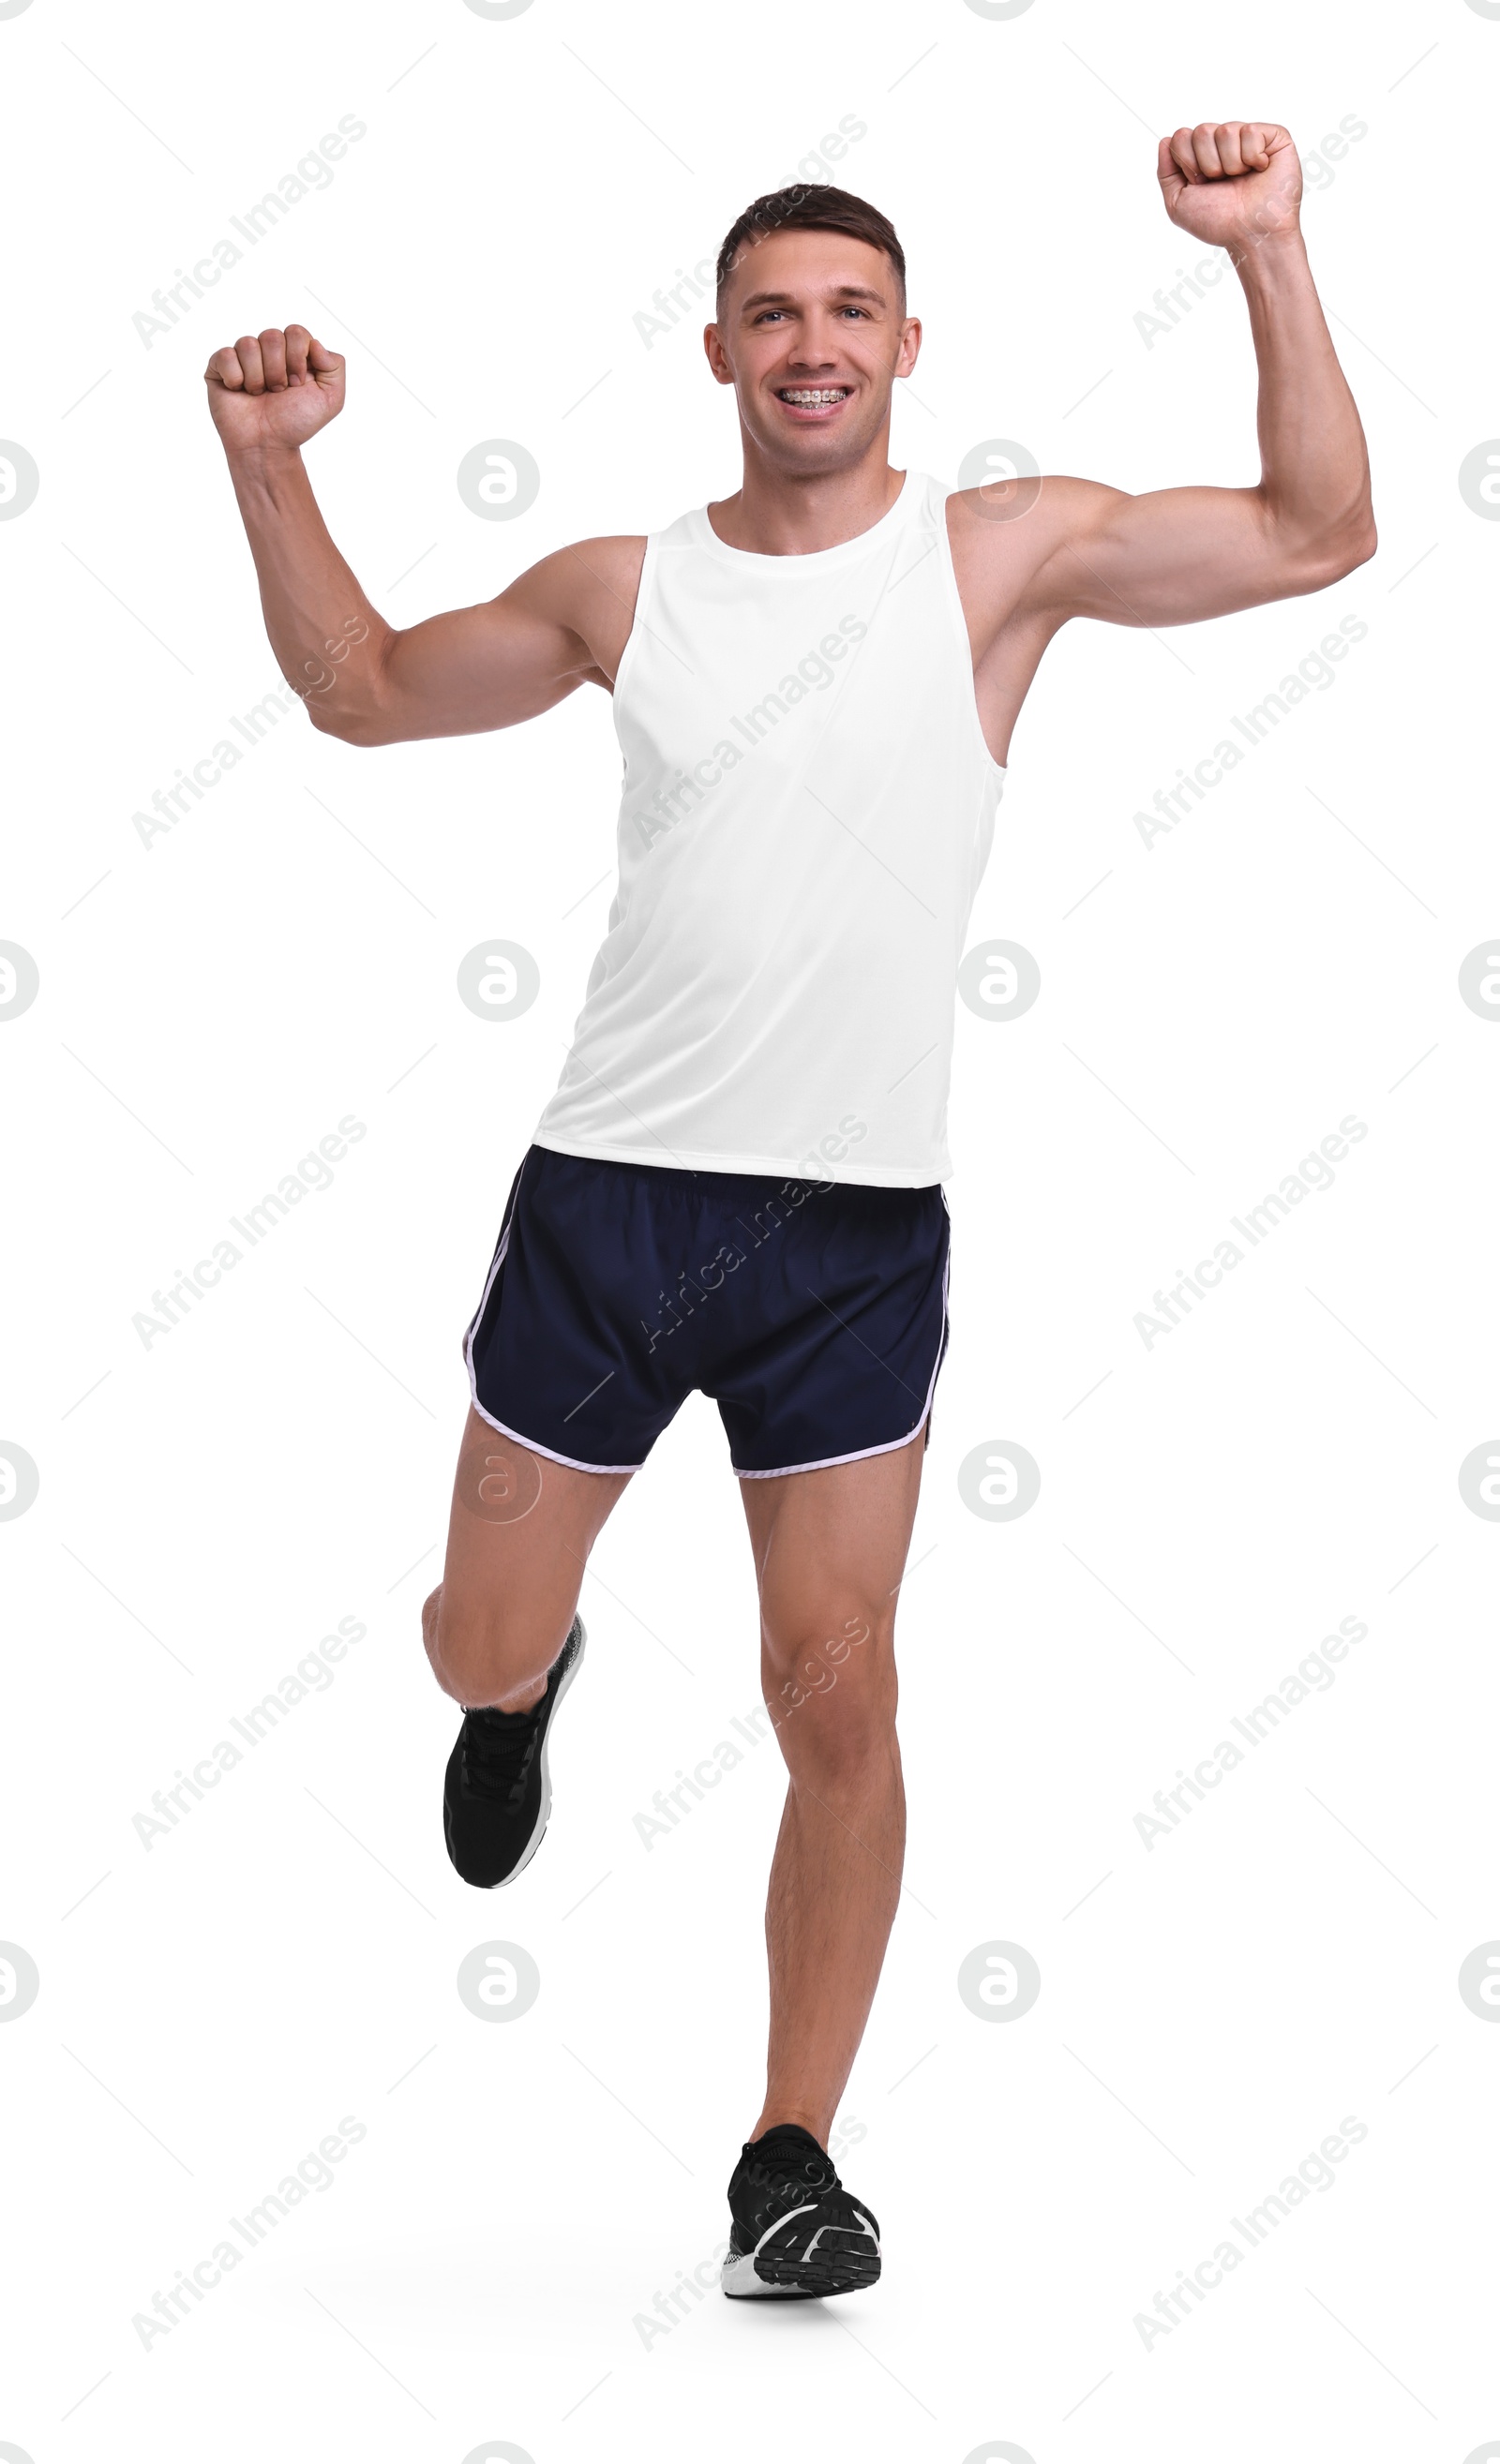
top-left (703, 324), bottom-right (736, 386)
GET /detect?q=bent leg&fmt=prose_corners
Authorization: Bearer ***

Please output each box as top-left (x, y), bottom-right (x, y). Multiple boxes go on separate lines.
top-left (739, 1430), bottom-right (925, 2146)
top-left (422, 1409), bottom-right (630, 1710)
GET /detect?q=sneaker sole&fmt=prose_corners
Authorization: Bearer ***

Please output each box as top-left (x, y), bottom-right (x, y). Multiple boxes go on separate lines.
top-left (495, 1615), bottom-right (586, 1887)
top-left (721, 2203), bottom-right (880, 2300)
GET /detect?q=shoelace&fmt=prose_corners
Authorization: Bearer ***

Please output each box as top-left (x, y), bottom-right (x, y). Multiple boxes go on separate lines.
top-left (459, 1703), bottom-right (546, 1807)
top-left (743, 2135), bottom-right (840, 2213)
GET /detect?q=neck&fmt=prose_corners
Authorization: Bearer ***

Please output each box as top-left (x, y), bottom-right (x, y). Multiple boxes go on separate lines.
top-left (709, 436), bottom-right (905, 555)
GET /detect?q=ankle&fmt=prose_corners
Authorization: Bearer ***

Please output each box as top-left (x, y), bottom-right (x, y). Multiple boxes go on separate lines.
top-left (461, 1671), bottom-right (547, 1713)
top-left (748, 2106), bottom-right (831, 2148)
top-left (495, 1673), bottom-right (548, 1712)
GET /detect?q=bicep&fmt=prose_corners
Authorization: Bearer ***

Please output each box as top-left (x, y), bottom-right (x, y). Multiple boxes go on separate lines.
top-left (1027, 476), bottom-right (1303, 630)
top-left (372, 563), bottom-right (598, 743)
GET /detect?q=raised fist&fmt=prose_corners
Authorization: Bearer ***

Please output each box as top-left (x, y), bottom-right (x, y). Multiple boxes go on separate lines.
top-left (1157, 123), bottom-right (1301, 253)
top-left (204, 324), bottom-right (345, 455)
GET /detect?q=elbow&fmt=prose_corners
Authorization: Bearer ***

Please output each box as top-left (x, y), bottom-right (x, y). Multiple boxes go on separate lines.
top-left (305, 694), bottom-right (392, 749)
top-left (301, 625), bottom-right (401, 746)
top-left (1290, 504), bottom-right (1378, 593)
top-left (1316, 515), bottom-right (1377, 587)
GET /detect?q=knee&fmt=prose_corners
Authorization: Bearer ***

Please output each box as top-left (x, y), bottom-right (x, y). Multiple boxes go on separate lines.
top-left (762, 1606), bottom-right (896, 1781)
top-left (422, 1584), bottom-right (564, 1710)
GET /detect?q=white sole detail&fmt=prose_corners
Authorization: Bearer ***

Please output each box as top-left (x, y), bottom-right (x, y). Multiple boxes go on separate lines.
top-left (756, 2203), bottom-right (818, 2253)
top-left (721, 2201), bottom-right (881, 2296)
top-left (495, 1618), bottom-right (587, 1887)
top-left (720, 2249), bottom-right (810, 2298)
top-left (803, 2206), bottom-right (878, 2260)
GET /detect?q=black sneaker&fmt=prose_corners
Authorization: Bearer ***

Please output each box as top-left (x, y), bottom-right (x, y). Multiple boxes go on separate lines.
top-left (721, 2123), bottom-right (880, 2299)
top-left (442, 1617), bottom-right (586, 1888)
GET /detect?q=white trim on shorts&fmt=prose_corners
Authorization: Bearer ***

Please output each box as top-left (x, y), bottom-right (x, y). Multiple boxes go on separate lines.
top-left (462, 1164), bottom-right (951, 1485)
top-left (464, 1384), bottom-right (646, 1479)
top-left (462, 1165), bottom-right (645, 1477)
top-left (732, 1245), bottom-right (951, 1481)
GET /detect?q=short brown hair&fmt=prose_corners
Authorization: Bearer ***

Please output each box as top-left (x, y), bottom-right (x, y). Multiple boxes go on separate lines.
top-left (715, 186), bottom-right (906, 306)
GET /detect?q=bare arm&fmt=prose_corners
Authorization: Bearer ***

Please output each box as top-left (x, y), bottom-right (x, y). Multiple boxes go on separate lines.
top-left (959, 124), bottom-right (1375, 646)
top-left (204, 324), bottom-right (641, 746)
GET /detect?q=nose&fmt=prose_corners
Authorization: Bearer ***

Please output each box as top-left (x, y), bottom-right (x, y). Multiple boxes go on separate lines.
top-left (786, 311), bottom-right (844, 371)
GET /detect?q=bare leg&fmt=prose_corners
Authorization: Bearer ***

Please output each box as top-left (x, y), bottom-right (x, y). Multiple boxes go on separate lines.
top-left (422, 1408), bottom-right (630, 1710)
top-left (738, 1430), bottom-right (924, 2147)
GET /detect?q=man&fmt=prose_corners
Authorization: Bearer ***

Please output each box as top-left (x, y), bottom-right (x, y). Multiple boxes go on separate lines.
top-left (204, 123), bottom-right (1374, 2301)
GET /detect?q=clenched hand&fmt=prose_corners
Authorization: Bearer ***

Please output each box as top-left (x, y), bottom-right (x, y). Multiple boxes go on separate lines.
top-left (1158, 123), bottom-right (1302, 253)
top-left (204, 324), bottom-right (345, 456)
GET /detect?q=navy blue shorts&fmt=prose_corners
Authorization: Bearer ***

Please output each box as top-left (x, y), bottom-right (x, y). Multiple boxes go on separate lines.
top-left (463, 1146), bottom-right (951, 1478)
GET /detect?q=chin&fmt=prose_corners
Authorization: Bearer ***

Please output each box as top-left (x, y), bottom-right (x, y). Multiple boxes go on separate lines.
top-left (762, 421), bottom-right (883, 478)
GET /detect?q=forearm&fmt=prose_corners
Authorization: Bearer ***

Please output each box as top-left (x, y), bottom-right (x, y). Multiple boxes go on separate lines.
top-left (1235, 231), bottom-right (1374, 559)
top-left (222, 444), bottom-right (391, 739)
top-left (1019, 125), bottom-right (1376, 627)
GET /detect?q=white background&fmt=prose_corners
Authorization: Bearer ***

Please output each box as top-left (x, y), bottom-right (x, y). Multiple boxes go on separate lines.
top-left (3, 0), bottom-right (1497, 2458)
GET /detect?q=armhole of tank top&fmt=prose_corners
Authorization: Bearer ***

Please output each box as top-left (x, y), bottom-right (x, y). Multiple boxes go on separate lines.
top-left (609, 530), bottom-right (659, 714)
top-left (936, 485), bottom-right (1010, 788)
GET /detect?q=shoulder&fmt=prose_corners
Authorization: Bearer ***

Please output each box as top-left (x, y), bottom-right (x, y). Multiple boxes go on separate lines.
top-left (502, 533), bottom-right (648, 620)
top-left (945, 475), bottom-right (1128, 623)
top-left (493, 536), bottom-right (649, 679)
top-left (945, 473), bottom-right (1125, 561)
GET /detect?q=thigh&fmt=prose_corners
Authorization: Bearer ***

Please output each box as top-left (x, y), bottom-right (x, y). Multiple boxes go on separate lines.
top-left (433, 1407), bottom-right (631, 1697)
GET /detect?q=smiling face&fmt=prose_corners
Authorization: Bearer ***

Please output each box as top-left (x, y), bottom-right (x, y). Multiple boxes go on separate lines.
top-left (706, 227), bottom-right (921, 477)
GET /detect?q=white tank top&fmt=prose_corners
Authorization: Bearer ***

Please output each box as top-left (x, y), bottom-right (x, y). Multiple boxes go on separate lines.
top-left (532, 469), bottom-right (1006, 1187)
